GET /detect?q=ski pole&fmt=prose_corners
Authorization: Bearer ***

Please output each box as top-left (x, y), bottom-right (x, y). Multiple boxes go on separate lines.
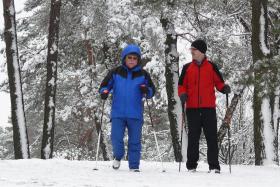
top-left (145, 97), bottom-right (166, 173)
top-left (93, 99), bottom-right (106, 170)
top-left (179, 103), bottom-right (186, 172)
top-left (226, 94), bottom-right (231, 174)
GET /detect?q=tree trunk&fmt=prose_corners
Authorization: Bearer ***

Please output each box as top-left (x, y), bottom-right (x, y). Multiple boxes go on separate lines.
top-left (84, 39), bottom-right (96, 67)
top-left (251, 0), bottom-right (278, 165)
top-left (160, 15), bottom-right (184, 162)
top-left (2, 0), bottom-right (30, 159)
top-left (41, 0), bottom-right (61, 159)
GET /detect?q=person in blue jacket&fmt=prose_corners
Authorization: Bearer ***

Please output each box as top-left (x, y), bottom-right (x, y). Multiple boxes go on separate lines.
top-left (99, 44), bottom-right (155, 172)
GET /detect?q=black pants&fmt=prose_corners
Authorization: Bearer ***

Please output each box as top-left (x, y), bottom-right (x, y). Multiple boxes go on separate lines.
top-left (186, 108), bottom-right (220, 170)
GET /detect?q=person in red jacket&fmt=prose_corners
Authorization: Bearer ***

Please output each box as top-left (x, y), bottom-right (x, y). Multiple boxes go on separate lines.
top-left (178, 39), bottom-right (231, 173)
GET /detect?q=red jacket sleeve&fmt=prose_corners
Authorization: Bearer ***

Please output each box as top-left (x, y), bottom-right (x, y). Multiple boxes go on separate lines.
top-left (178, 64), bottom-right (190, 96)
top-left (212, 63), bottom-right (225, 92)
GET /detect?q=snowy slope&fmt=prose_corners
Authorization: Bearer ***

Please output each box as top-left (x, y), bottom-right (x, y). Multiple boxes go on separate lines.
top-left (0, 159), bottom-right (279, 187)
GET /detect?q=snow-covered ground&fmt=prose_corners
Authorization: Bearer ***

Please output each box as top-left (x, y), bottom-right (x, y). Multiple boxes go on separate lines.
top-left (0, 159), bottom-right (279, 187)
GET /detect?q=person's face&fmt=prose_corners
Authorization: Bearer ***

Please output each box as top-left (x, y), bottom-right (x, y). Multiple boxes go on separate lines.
top-left (190, 47), bottom-right (204, 61)
top-left (125, 54), bottom-right (138, 69)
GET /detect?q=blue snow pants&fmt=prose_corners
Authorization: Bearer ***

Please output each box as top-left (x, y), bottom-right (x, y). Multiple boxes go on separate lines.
top-left (111, 118), bottom-right (143, 169)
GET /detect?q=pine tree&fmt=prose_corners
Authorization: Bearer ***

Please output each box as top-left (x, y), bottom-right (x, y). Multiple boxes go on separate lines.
top-left (251, 0), bottom-right (279, 165)
top-left (41, 0), bottom-right (62, 159)
top-left (2, 0), bottom-right (30, 159)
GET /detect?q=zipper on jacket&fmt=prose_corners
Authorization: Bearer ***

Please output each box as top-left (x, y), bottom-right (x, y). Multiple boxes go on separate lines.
top-left (125, 70), bottom-right (132, 116)
top-left (198, 65), bottom-right (201, 109)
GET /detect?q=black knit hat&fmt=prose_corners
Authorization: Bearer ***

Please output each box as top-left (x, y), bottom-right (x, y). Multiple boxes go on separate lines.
top-left (191, 39), bottom-right (207, 54)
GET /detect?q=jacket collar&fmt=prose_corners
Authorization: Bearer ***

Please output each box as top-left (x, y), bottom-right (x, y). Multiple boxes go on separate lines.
top-left (192, 57), bottom-right (208, 67)
top-left (122, 64), bottom-right (141, 72)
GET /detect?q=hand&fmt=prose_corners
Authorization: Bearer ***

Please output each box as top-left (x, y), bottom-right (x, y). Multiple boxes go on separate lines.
top-left (140, 84), bottom-right (149, 94)
top-left (101, 90), bottom-right (109, 100)
top-left (179, 93), bottom-right (187, 108)
top-left (222, 84), bottom-right (231, 94)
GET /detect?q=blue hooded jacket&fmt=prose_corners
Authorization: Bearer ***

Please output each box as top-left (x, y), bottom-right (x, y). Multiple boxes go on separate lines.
top-left (99, 44), bottom-right (155, 120)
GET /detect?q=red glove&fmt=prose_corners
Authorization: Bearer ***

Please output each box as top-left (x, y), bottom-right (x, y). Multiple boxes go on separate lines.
top-left (101, 90), bottom-right (109, 100)
top-left (140, 84), bottom-right (148, 94)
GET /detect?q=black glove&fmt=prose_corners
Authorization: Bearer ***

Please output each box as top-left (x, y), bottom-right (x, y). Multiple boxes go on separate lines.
top-left (140, 85), bottom-right (149, 94)
top-left (222, 84), bottom-right (231, 94)
top-left (101, 90), bottom-right (109, 100)
top-left (179, 93), bottom-right (187, 108)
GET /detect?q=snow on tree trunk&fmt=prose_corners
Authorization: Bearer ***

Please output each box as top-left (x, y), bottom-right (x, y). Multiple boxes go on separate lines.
top-left (41, 0), bottom-right (61, 159)
top-left (2, 0), bottom-right (30, 159)
top-left (160, 14), bottom-right (187, 162)
top-left (273, 86), bottom-right (280, 165)
top-left (251, 0), bottom-right (278, 165)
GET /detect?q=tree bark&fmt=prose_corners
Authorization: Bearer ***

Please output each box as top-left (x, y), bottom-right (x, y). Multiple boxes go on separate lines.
top-left (251, 0), bottom-right (278, 165)
top-left (160, 15), bottom-right (183, 162)
top-left (84, 39), bottom-right (96, 67)
top-left (41, 0), bottom-right (61, 159)
top-left (2, 0), bottom-right (30, 159)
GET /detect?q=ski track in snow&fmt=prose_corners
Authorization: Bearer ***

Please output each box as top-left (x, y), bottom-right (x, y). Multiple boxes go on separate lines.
top-left (0, 159), bottom-right (279, 187)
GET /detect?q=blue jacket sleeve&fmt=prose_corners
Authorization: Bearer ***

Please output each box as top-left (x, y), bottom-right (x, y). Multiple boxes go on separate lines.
top-left (99, 69), bottom-right (114, 93)
top-left (144, 71), bottom-right (156, 99)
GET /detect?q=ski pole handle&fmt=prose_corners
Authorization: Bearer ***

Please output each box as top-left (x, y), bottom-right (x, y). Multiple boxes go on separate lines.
top-left (226, 94), bottom-right (229, 109)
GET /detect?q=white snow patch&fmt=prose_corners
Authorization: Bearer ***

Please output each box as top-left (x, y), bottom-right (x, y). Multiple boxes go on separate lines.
top-left (0, 92), bottom-right (11, 127)
top-left (50, 43), bottom-right (57, 55)
top-left (273, 86), bottom-right (280, 131)
top-left (48, 77), bottom-right (55, 87)
top-left (43, 142), bottom-right (51, 159)
top-left (261, 97), bottom-right (275, 165)
top-left (259, 6), bottom-right (270, 55)
top-left (60, 106), bottom-right (73, 121)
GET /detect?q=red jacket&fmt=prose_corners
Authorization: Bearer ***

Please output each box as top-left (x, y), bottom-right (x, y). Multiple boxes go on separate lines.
top-left (178, 58), bottom-right (225, 108)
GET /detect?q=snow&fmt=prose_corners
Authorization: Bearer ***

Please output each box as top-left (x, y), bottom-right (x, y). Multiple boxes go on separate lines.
top-left (0, 92), bottom-right (11, 127)
top-left (50, 43), bottom-right (58, 55)
top-left (59, 106), bottom-right (73, 121)
top-left (259, 5), bottom-right (270, 55)
top-left (0, 159), bottom-right (279, 187)
top-left (261, 97), bottom-right (275, 164)
top-left (273, 86), bottom-right (280, 131)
